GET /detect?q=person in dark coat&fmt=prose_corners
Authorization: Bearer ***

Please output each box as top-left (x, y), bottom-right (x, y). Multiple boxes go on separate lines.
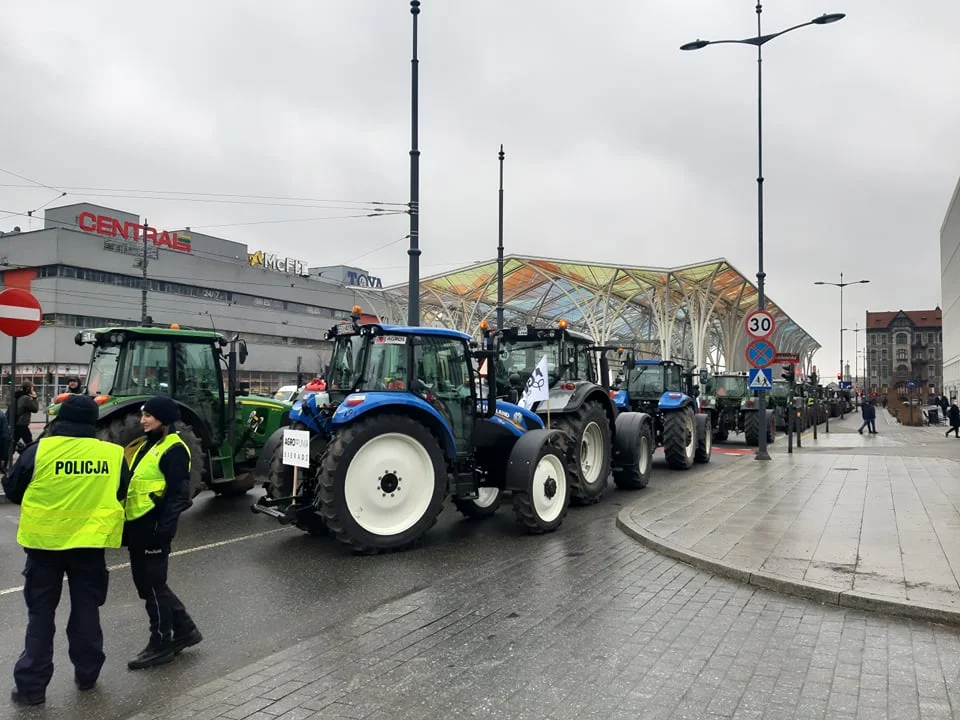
top-left (946, 402), bottom-right (960, 438)
top-left (123, 396), bottom-right (201, 669)
top-left (14, 382), bottom-right (39, 449)
top-left (858, 400), bottom-right (877, 434)
top-left (66, 377), bottom-right (83, 394)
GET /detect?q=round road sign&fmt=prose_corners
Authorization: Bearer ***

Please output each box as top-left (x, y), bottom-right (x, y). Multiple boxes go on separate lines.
top-left (0, 288), bottom-right (42, 338)
top-left (745, 309), bottom-right (776, 339)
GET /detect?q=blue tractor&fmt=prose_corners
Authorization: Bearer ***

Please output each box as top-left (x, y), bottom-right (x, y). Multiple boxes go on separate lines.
top-left (252, 318), bottom-right (572, 554)
top-left (610, 358), bottom-right (712, 470)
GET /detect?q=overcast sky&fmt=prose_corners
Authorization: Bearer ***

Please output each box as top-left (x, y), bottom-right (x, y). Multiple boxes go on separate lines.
top-left (1, 0), bottom-right (957, 375)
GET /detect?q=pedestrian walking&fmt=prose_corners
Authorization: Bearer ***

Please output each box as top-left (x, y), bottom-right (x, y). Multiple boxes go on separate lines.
top-left (123, 396), bottom-right (201, 670)
top-left (946, 402), bottom-right (960, 438)
top-left (1, 395), bottom-right (126, 706)
top-left (14, 382), bottom-right (39, 450)
top-left (858, 400), bottom-right (877, 434)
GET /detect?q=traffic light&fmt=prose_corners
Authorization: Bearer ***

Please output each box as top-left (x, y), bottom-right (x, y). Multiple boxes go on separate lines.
top-left (782, 364), bottom-right (795, 383)
top-left (837, 373), bottom-right (842, 381)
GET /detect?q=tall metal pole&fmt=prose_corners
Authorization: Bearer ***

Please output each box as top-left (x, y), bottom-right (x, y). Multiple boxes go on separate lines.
top-left (141, 218), bottom-right (149, 325)
top-left (406, 0), bottom-right (421, 326)
top-left (839, 271), bottom-right (844, 380)
top-left (497, 145), bottom-right (505, 330)
top-left (754, 2), bottom-right (770, 461)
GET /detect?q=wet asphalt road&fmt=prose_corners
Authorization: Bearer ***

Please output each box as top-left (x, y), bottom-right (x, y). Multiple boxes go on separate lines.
top-left (0, 451), bottom-right (739, 719)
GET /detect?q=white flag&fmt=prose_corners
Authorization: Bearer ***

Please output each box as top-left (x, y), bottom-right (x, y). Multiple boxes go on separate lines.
top-left (518, 355), bottom-right (550, 409)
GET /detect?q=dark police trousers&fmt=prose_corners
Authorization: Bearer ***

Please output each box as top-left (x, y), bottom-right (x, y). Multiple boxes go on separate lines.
top-left (128, 541), bottom-right (195, 646)
top-left (15, 548), bottom-right (108, 693)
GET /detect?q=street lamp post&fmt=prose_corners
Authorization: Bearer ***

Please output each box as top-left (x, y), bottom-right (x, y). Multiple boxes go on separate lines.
top-left (406, 0), bottom-right (421, 326)
top-left (842, 322), bottom-right (863, 392)
top-left (497, 145), bottom-right (505, 331)
top-left (814, 273), bottom-right (869, 383)
top-left (681, 4), bottom-right (845, 461)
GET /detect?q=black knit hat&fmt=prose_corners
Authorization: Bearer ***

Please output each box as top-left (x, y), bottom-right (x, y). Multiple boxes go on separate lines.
top-left (142, 395), bottom-right (181, 426)
top-left (58, 395), bottom-right (99, 426)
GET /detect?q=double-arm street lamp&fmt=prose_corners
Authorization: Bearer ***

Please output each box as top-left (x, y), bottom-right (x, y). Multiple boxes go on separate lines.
top-left (681, 4), bottom-right (845, 461)
top-left (842, 323), bottom-right (863, 390)
top-left (815, 273), bottom-right (869, 382)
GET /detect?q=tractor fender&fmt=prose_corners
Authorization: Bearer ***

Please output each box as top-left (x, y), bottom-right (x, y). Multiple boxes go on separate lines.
top-left (98, 398), bottom-right (216, 449)
top-left (480, 399), bottom-right (545, 437)
top-left (612, 411), bottom-right (653, 471)
top-left (611, 389), bottom-right (629, 411)
top-left (658, 391), bottom-right (694, 412)
top-left (694, 412), bottom-right (710, 441)
top-left (539, 384), bottom-right (617, 434)
top-left (289, 393), bottom-right (330, 435)
top-left (504, 428), bottom-right (566, 493)
top-left (331, 392), bottom-right (457, 459)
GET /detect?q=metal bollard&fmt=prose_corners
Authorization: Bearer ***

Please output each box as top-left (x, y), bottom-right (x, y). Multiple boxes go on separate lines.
top-left (788, 405), bottom-right (793, 454)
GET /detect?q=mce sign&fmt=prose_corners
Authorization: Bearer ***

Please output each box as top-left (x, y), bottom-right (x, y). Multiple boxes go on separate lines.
top-left (345, 270), bottom-right (382, 288)
top-left (248, 250), bottom-right (309, 277)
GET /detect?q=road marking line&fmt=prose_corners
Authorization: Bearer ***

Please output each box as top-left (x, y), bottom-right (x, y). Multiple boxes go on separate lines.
top-left (0, 527), bottom-right (289, 597)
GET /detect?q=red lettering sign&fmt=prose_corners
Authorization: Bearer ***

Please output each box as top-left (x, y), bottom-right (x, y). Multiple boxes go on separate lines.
top-left (76, 211), bottom-right (191, 253)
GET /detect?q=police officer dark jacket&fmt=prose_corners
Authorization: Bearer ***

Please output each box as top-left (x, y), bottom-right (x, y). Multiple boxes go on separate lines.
top-left (1, 395), bottom-right (126, 706)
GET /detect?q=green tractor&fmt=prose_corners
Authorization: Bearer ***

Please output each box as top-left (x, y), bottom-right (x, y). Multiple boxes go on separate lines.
top-left (699, 372), bottom-right (775, 445)
top-left (769, 379), bottom-right (796, 431)
top-left (46, 325), bottom-right (292, 498)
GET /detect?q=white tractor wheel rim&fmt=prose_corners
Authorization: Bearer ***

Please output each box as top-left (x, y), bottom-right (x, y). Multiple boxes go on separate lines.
top-left (704, 423), bottom-right (712, 455)
top-left (685, 414), bottom-right (696, 459)
top-left (473, 487), bottom-right (500, 508)
top-left (580, 421), bottom-right (604, 484)
top-left (532, 453), bottom-right (566, 523)
top-left (343, 432), bottom-right (435, 536)
top-left (638, 433), bottom-right (650, 475)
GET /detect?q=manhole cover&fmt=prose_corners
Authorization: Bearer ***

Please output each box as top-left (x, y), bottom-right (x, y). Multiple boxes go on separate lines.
top-left (834, 467), bottom-right (859, 471)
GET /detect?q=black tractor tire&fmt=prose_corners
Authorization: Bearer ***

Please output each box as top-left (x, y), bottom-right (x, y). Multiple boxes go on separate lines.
top-left (613, 420), bottom-right (654, 490)
top-left (512, 444), bottom-right (570, 534)
top-left (98, 414), bottom-right (206, 498)
top-left (553, 400), bottom-right (612, 506)
top-left (453, 487), bottom-right (503, 519)
top-left (694, 414), bottom-right (712, 464)
top-left (743, 411), bottom-right (760, 446)
top-left (265, 437), bottom-right (328, 534)
top-left (317, 414), bottom-right (447, 554)
top-left (662, 407), bottom-right (696, 470)
top-left (765, 409), bottom-right (776, 444)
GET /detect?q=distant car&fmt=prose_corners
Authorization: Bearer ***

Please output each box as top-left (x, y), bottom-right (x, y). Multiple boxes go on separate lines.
top-left (273, 385), bottom-right (298, 403)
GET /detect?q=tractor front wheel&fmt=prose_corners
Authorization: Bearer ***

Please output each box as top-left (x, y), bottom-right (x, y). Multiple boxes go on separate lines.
top-left (317, 414), bottom-right (447, 554)
top-left (512, 444), bottom-right (569, 533)
top-left (662, 407), bottom-right (696, 470)
top-left (453, 487), bottom-right (503, 519)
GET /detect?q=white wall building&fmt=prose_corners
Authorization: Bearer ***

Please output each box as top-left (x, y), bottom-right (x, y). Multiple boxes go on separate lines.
top-left (941, 176), bottom-right (960, 399)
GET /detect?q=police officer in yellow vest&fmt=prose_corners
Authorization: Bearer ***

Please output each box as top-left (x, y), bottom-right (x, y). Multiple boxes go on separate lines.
top-left (1, 395), bottom-right (126, 707)
top-left (123, 395), bottom-right (201, 670)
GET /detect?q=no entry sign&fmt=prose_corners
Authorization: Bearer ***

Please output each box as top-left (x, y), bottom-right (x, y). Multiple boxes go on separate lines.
top-left (0, 288), bottom-right (42, 338)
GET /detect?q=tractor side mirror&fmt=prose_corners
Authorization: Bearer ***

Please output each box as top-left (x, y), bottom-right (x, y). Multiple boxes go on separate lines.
top-left (699, 368), bottom-right (709, 385)
top-left (238, 340), bottom-right (248, 365)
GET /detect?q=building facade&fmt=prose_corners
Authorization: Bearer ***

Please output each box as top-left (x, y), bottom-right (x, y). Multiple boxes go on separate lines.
top-left (0, 202), bottom-right (387, 401)
top-left (940, 175), bottom-right (960, 399)
top-left (864, 309), bottom-right (943, 398)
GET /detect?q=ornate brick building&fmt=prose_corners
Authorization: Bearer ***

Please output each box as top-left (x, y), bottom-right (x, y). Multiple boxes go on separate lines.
top-left (865, 309), bottom-right (942, 398)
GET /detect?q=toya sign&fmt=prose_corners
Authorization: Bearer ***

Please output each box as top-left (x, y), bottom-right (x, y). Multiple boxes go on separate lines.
top-left (248, 250), bottom-right (308, 276)
top-left (78, 212), bottom-right (192, 253)
top-left (345, 270), bottom-right (383, 288)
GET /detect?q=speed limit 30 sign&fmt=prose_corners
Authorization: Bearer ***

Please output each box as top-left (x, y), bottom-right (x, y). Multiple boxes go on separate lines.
top-left (745, 309), bottom-right (776, 339)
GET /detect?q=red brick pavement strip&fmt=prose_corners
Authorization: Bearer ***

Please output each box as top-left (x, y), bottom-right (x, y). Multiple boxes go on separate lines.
top-left (123, 520), bottom-right (960, 720)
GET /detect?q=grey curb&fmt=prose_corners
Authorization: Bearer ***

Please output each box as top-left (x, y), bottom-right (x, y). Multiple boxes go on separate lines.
top-left (616, 508), bottom-right (960, 626)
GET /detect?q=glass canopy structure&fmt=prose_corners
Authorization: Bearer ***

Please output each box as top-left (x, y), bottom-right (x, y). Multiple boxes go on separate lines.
top-left (358, 255), bottom-right (820, 373)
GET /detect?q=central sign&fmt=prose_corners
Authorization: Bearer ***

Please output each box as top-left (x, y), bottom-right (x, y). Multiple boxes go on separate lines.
top-left (248, 250), bottom-right (308, 276)
top-left (345, 270), bottom-right (383, 288)
top-left (78, 211), bottom-right (192, 253)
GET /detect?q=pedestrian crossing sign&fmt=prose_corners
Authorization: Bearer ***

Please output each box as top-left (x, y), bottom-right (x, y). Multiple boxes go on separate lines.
top-left (748, 368), bottom-right (773, 391)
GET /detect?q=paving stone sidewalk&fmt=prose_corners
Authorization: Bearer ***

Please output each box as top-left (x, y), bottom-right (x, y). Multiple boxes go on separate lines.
top-left (123, 519), bottom-right (960, 720)
top-left (618, 410), bottom-right (960, 625)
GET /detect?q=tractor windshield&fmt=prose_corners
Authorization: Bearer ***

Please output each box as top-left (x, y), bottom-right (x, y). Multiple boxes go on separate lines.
top-left (714, 376), bottom-right (748, 398)
top-left (86, 345), bottom-right (120, 396)
top-left (498, 339), bottom-right (561, 385)
top-left (627, 365), bottom-right (665, 396)
top-left (327, 334), bottom-right (365, 393)
top-left (357, 334), bottom-right (408, 391)
top-left (771, 381), bottom-right (792, 401)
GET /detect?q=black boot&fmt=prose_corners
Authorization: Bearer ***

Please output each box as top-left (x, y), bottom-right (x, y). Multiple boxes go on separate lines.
top-left (172, 628), bottom-right (203, 655)
top-left (11, 688), bottom-right (45, 706)
top-left (128, 641), bottom-right (175, 670)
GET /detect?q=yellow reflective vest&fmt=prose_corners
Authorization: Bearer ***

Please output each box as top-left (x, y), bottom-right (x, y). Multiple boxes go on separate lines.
top-left (124, 433), bottom-right (191, 521)
top-left (17, 436), bottom-right (125, 550)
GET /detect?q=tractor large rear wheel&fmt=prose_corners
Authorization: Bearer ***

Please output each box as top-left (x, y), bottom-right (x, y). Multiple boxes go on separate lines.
top-left (743, 411), bottom-right (760, 446)
top-left (662, 407), bottom-right (696, 470)
top-left (553, 400), bottom-right (612, 505)
top-left (317, 414), bottom-right (447, 554)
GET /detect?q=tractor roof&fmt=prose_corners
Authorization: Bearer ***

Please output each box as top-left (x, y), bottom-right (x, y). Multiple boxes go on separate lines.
top-left (495, 325), bottom-right (594, 344)
top-left (329, 322), bottom-right (471, 342)
top-left (77, 326), bottom-right (224, 344)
